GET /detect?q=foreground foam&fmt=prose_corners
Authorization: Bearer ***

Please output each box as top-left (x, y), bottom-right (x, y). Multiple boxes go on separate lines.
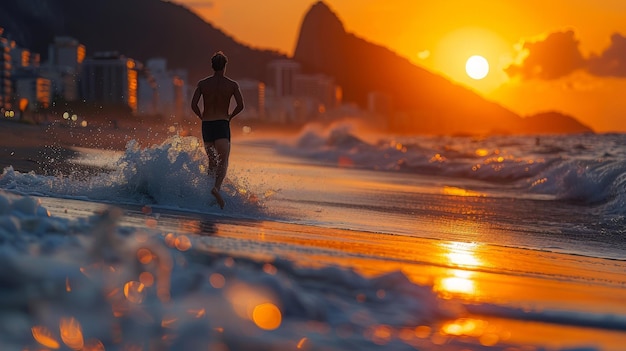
top-left (0, 190), bottom-right (609, 350)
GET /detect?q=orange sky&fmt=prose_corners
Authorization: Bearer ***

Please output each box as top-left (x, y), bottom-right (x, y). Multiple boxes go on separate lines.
top-left (171, 0), bottom-right (626, 132)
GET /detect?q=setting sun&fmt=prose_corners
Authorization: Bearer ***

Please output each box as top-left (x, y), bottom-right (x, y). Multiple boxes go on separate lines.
top-left (465, 55), bottom-right (489, 80)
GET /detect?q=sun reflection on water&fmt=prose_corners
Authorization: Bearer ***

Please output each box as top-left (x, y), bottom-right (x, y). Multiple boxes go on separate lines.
top-left (441, 185), bottom-right (486, 197)
top-left (434, 242), bottom-right (482, 298)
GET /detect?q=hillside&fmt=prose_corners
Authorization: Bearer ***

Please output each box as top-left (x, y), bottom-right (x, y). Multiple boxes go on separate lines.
top-left (0, 0), bottom-right (285, 83)
top-left (294, 2), bottom-right (592, 135)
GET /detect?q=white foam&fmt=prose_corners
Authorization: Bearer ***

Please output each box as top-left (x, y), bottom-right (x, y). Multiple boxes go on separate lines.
top-left (1, 136), bottom-right (269, 218)
top-left (0, 190), bottom-right (613, 350)
top-left (275, 126), bottom-right (626, 218)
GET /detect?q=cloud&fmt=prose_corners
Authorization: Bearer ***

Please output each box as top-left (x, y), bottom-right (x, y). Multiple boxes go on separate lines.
top-left (588, 33), bottom-right (626, 77)
top-left (506, 30), bottom-right (626, 80)
top-left (505, 30), bottom-right (586, 80)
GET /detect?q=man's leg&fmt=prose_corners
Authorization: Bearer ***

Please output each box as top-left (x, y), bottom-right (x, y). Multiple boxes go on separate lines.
top-left (210, 138), bottom-right (230, 209)
top-left (204, 142), bottom-right (217, 174)
top-left (212, 138), bottom-right (230, 191)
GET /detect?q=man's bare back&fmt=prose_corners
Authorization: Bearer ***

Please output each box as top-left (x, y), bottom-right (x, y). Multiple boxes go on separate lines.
top-left (194, 75), bottom-right (241, 121)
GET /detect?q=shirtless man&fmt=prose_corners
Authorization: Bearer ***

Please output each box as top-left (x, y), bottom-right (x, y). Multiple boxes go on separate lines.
top-left (191, 51), bottom-right (244, 209)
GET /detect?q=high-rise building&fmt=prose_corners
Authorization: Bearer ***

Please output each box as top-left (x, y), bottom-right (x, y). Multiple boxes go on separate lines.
top-left (367, 91), bottom-right (393, 118)
top-left (267, 59), bottom-right (301, 98)
top-left (0, 29), bottom-right (13, 113)
top-left (294, 73), bottom-right (338, 112)
top-left (48, 37), bottom-right (86, 72)
top-left (45, 36), bottom-right (85, 102)
top-left (14, 77), bottom-right (51, 111)
top-left (81, 52), bottom-right (138, 113)
top-left (237, 79), bottom-right (265, 120)
top-left (137, 58), bottom-right (187, 118)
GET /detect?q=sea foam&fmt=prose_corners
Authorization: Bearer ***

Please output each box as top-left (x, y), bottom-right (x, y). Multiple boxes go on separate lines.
top-left (1, 135), bottom-right (267, 218)
top-left (0, 189), bottom-right (609, 351)
top-left (275, 122), bottom-right (626, 219)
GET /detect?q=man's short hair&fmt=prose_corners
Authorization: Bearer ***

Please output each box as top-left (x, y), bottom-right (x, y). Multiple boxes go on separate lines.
top-left (211, 51), bottom-right (228, 71)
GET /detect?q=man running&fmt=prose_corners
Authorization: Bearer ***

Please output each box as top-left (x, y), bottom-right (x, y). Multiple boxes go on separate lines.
top-left (191, 51), bottom-right (244, 209)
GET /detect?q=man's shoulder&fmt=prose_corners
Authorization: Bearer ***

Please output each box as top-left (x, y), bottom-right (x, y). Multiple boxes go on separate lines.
top-left (198, 76), bottom-right (213, 84)
top-left (225, 77), bottom-right (239, 85)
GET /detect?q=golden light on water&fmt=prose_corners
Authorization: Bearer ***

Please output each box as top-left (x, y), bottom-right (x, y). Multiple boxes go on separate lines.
top-left (439, 272), bottom-right (475, 296)
top-left (252, 303), bottom-right (282, 330)
top-left (475, 148), bottom-right (490, 157)
top-left (441, 317), bottom-right (506, 347)
top-left (442, 317), bottom-right (484, 337)
top-left (434, 242), bottom-right (482, 297)
top-left (59, 317), bottom-right (84, 350)
top-left (445, 242), bottom-right (480, 267)
top-left (441, 186), bottom-right (485, 197)
top-left (31, 325), bottom-right (60, 349)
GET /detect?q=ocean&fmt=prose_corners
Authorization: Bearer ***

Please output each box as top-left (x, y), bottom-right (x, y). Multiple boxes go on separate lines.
top-left (1, 121), bottom-right (625, 350)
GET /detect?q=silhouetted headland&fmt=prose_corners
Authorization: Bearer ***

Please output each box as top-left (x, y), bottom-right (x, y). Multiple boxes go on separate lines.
top-left (294, 1), bottom-right (592, 135)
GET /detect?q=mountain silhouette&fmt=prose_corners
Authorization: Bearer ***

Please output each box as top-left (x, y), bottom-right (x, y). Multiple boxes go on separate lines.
top-left (294, 1), bottom-right (592, 135)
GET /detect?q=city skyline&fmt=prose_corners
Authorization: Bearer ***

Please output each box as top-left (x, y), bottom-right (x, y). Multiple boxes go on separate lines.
top-left (0, 31), bottom-right (340, 127)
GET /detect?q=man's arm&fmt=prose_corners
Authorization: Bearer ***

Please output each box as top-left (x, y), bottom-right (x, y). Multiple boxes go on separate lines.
top-left (228, 83), bottom-right (244, 120)
top-left (191, 86), bottom-right (202, 118)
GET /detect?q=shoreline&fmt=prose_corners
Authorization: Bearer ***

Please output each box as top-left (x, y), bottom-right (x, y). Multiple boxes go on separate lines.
top-left (0, 117), bottom-right (193, 175)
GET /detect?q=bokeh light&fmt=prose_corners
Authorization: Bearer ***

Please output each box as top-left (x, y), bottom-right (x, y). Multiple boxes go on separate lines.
top-left (252, 303), bottom-right (282, 330)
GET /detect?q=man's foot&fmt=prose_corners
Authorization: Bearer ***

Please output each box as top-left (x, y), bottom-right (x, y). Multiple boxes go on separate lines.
top-left (211, 187), bottom-right (225, 209)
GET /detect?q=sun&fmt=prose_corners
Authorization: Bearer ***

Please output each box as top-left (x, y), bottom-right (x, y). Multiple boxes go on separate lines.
top-left (465, 55), bottom-right (490, 80)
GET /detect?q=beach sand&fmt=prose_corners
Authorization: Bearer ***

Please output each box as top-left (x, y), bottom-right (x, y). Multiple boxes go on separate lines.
top-left (3, 118), bottom-right (626, 350)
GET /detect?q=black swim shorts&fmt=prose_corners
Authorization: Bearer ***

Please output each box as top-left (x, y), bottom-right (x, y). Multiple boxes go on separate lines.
top-left (202, 119), bottom-right (231, 142)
